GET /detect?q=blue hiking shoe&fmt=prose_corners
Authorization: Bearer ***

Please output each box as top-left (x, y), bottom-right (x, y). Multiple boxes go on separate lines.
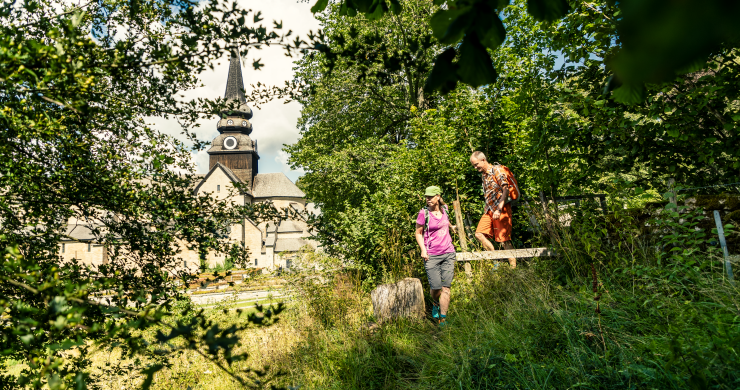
top-left (438, 315), bottom-right (448, 328)
top-left (431, 303), bottom-right (440, 319)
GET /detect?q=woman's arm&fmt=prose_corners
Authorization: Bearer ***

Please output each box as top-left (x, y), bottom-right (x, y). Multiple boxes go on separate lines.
top-left (415, 224), bottom-right (428, 261)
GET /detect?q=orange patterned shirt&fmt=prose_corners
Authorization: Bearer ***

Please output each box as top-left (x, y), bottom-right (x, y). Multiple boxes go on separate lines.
top-left (481, 164), bottom-right (510, 213)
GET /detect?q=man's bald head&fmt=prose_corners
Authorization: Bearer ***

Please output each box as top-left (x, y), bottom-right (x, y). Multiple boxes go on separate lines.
top-left (470, 151), bottom-right (487, 162)
top-left (470, 151), bottom-right (490, 173)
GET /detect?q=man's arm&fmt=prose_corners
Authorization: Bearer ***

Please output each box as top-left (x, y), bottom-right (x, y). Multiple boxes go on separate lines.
top-left (499, 186), bottom-right (509, 211)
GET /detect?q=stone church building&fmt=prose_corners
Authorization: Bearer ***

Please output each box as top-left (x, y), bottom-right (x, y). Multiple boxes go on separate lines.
top-left (60, 55), bottom-right (317, 272)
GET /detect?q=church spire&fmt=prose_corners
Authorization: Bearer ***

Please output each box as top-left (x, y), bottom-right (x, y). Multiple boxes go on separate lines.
top-left (224, 53), bottom-right (246, 103)
top-left (218, 52), bottom-right (253, 133)
top-left (209, 52), bottom-right (259, 186)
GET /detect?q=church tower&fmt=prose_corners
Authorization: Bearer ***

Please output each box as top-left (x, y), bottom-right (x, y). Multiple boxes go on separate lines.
top-left (207, 53), bottom-right (259, 189)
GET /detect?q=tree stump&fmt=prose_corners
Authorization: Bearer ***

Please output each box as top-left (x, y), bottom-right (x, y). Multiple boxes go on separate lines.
top-left (370, 278), bottom-right (425, 323)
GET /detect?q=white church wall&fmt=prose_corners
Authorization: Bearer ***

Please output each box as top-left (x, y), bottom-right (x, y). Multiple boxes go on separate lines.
top-left (243, 219), bottom-right (263, 267)
top-left (59, 242), bottom-right (105, 266)
top-left (196, 167), bottom-right (246, 206)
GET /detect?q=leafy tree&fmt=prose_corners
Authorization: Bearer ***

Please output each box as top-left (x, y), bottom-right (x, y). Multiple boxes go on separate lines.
top-left (539, 1), bottom-right (740, 190)
top-left (287, 0), bottom-right (442, 214)
top-left (289, 0), bottom-right (740, 282)
top-left (0, 0), bottom-right (307, 387)
top-left (312, 0), bottom-right (740, 104)
top-left (287, 0), bottom-right (524, 279)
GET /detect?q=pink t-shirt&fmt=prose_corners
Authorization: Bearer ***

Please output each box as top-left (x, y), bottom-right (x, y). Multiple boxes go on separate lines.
top-left (416, 208), bottom-right (456, 256)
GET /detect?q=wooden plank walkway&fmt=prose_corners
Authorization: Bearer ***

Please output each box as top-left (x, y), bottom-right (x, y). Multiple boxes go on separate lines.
top-left (455, 247), bottom-right (557, 261)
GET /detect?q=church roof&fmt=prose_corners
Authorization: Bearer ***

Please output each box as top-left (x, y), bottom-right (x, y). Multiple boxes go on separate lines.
top-left (252, 173), bottom-right (305, 198)
top-left (275, 238), bottom-right (317, 252)
top-left (65, 224), bottom-right (97, 241)
top-left (277, 220), bottom-right (304, 233)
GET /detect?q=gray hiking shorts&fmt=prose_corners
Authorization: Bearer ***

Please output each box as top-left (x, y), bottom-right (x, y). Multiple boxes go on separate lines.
top-left (425, 252), bottom-right (456, 290)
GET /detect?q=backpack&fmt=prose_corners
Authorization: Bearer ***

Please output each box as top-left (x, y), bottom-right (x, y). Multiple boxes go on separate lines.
top-left (423, 204), bottom-right (449, 233)
top-left (492, 163), bottom-right (521, 206)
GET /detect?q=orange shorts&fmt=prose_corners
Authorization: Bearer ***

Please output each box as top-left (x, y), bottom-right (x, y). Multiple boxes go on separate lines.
top-left (475, 205), bottom-right (512, 243)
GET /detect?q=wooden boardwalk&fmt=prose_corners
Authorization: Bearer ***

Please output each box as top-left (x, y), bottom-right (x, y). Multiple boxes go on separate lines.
top-left (455, 247), bottom-right (557, 261)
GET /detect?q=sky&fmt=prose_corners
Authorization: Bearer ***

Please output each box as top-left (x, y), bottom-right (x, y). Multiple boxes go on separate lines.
top-left (152, 0), bottom-right (321, 182)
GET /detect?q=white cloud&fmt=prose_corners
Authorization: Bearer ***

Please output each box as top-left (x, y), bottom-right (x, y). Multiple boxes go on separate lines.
top-left (275, 150), bottom-right (305, 175)
top-left (152, 0), bottom-right (320, 183)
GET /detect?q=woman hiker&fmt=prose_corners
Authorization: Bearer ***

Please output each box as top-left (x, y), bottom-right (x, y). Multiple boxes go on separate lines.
top-left (415, 186), bottom-right (457, 326)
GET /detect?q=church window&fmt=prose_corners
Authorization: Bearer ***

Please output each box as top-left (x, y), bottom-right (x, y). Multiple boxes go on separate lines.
top-left (87, 243), bottom-right (91, 252)
top-left (61, 243), bottom-right (65, 253)
top-left (217, 185), bottom-right (221, 192)
top-left (223, 136), bottom-right (237, 150)
top-left (184, 260), bottom-right (187, 268)
top-left (254, 259), bottom-right (258, 266)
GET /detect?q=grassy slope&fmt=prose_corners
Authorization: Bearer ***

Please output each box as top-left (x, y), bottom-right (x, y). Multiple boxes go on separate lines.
top-left (14, 257), bottom-right (734, 389)
top-left (279, 258), bottom-right (740, 389)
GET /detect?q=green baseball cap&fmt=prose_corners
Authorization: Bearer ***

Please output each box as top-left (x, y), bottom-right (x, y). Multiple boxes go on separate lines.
top-left (424, 186), bottom-right (442, 197)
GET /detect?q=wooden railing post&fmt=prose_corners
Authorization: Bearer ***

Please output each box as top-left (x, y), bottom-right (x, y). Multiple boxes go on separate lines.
top-left (453, 200), bottom-right (472, 277)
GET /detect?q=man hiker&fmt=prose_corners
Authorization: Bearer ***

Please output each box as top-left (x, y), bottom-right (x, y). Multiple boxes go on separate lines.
top-left (469, 151), bottom-right (517, 268)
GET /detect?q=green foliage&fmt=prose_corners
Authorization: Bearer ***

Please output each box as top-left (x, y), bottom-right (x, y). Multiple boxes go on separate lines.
top-left (313, 0), bottom-right (740, 103)
top-left (291, 0), bottom-right (740, 284)
top-left (611, 0), bottom-right (740, 100)
top-left (543, 1), bottom-right (740, 187)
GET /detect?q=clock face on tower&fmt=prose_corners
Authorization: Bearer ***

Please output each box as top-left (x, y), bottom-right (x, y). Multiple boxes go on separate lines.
top-left (242, 120), bottom-right (247, 127)
top-left (223, 136), bottom-right (238, 150)
top-left (226, 119), bottom-right (234, 125)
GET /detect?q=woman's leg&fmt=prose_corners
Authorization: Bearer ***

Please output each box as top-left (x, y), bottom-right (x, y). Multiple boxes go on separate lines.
top-left (439, 286), bottom-right (451, 315)
top-left (431, 288), bottom-right (441, 303)
top-left (439, 253), bottom-right (455, 316)
top-left (426, 255), bottom-right (443, 314)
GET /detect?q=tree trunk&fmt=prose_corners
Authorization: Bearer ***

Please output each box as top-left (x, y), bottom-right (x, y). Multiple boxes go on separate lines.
top-left (370, 278), bottom-right (425, 323)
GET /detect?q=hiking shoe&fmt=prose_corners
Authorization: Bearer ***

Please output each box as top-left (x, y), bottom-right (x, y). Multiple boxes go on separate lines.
top-left (431, 304), bottom-right (440, 319)
top-left (438, 317), bottom-right (448, 328)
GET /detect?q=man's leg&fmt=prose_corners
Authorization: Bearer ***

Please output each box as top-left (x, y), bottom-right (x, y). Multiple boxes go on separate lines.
top-left (439, 287), bottom-right (451, 315)
top-left (494, 205), bottom-right (515, 268)
top-left (475, 212), bottom-right (496, 251)
top-left (475, 232), bottom-right (496, 251)
top-left (502, 240), bottom-right (516, 268)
